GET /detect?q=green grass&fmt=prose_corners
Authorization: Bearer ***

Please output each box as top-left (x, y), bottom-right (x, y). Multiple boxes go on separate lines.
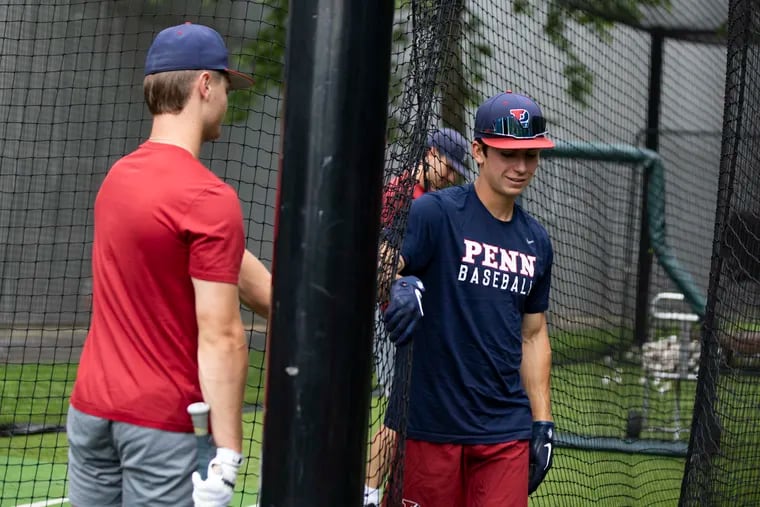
top-left (0, 453), bottom-right (68, 507)
top-left (0, 363), bottom-right (78, 426)
top-left (531, 447), bottom-right (685, 507)
top-left (553, 361), bottom-right (697, 441)
top-left (733, 321), bottom-right (760, 332)
top-left (235, 412), bottom-right (265, 507)
top-left (244, 349), bottom-right (267, 407)
top-left (0, 442), bottom-right (685, 507)
top-left (0, 434), bottom-right (70, 506)
top-left (0, 420), bottom-right (265, 507)
top-left (1, 334), bottom-right (758, 507)
top-left (0, 440), bottom-right (686, 507)
top-left (551, 326), bottom-right (631, 364)
top-left (0, 400), bottom-right (379, 507)
top-left (0, 349), bottom-right (269, 506)
top-left (0, 350), bottom-right (268, 427)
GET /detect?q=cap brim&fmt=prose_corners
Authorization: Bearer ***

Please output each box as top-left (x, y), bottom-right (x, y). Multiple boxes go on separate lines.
top-left (450, 159), bottom-right (469, 177)
top-left (480, 136), bottom-right (555, 150)
top-left (225, 68), bottom-right (255, 90)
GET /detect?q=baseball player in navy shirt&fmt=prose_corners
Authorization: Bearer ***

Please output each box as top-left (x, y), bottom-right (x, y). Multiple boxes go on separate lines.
top-left (365, 128), bottom-right (471, 507)
top-left (383, 91), bottom-right (555, 506)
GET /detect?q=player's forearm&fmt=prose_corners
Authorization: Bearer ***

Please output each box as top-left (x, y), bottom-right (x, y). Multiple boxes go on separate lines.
top-left (198, 324), bottom-right (248, 452)
top-left (377, 243), bottom-right (405, 301)
top-left (239, 249), bottom-right (271, 318)
top-left (521, 325), bottom-right (552, 421)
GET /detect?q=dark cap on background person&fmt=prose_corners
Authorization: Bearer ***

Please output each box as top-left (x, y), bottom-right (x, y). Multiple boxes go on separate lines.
top-left (474, 91), bottom-right (554, 150)
top-left (427, 128), bottom-right (471, 177)
top-left (145, 22), bottom-right (254, 90)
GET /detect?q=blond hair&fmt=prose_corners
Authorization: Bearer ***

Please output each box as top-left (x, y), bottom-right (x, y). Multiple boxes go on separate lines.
top-left (143, 70), bottom-right (224, 115)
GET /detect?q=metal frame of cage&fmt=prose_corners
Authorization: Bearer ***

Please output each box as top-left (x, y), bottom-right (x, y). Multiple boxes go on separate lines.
top-left (627, 292), bottom-right (700, 440)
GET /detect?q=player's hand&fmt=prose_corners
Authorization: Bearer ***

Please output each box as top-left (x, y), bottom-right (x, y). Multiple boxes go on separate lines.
top-left (383, 276), bottom-right (425, 346)
top-left (192, 447), bottom-right (243, 507)
top-left (528, 421), bottom-right (554, 494)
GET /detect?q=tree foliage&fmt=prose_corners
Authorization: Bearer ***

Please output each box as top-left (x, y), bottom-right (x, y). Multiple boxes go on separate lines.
top-left (513, 0), bottom-right (672, 106)
top-left (162, 0), bottom-right (675, 118)
top-left (226, 0), bottom-right (287, 122)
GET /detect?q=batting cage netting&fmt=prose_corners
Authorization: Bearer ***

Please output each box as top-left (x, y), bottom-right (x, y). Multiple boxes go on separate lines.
top-left (0, 0), bottom-right (755, 506)
top-left (681, 0), bottom-right (760, 505)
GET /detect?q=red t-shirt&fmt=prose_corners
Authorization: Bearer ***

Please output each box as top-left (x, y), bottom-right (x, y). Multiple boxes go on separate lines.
top-left (70, 142), bottom-right (245, 433)
top-left (380, 172), bottom-right (425, 228)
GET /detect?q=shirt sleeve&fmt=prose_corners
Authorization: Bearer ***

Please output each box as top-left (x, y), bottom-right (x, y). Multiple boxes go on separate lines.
top-left (380, 174), bottom-right (416, 246)
top-left (182, 183), bottom-right (245, 284)
top-left (400, 193), bottom-right (444, 274)
top-left (524, 235), bottom-right (553, 314)
top-left (380, 178), bottom-right (403, 228)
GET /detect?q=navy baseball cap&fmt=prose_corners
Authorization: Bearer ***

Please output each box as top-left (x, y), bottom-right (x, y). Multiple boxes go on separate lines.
top-left (474, 91), bottom-right (554, 149)
top-left (145, 22), bottom-right (254, 90)
top-left (427, 128), bottom-right (470, 176)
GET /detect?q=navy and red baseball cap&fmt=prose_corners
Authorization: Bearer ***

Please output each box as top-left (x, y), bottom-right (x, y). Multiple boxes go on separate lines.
top-left (474, 91), bottom-right (554, 150)
top-left (427, 128), bottom-right (470, 177)
top-left (145, 22), bottom-right (254, 90)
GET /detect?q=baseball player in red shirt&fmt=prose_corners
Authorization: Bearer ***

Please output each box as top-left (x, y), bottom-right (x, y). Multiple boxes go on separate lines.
top-left (67, 23), bottom-right (269, 507)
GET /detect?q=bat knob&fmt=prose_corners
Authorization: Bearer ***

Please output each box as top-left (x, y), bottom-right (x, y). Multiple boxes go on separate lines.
top-left (187, 401), bottom-right (210, 416)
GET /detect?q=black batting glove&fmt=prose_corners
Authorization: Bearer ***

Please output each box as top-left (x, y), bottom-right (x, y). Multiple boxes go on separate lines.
top-left (528, 421), bottom-right (555, 494)
top-left (383, 276), bottom-right (425, 346)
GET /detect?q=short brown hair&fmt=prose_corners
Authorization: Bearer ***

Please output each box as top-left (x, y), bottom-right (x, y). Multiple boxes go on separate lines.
top-left (143, 70), bottom-right (225, 115)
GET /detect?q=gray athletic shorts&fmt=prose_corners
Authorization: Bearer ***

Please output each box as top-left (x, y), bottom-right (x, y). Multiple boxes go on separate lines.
top-left (373, 305), bottom-right (395, 396)
top-left (66, 405), bottom-right (200, 507)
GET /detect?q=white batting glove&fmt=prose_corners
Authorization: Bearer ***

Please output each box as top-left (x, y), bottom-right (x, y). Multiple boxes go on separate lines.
top-left (192, 447), bottom-right (244, 507)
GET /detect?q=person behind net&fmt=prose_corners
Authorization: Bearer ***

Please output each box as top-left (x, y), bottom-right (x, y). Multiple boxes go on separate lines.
top-left (66, 23), bottom-right (271, 507)
top-left (381, 91), bottom-right (556, 507)
top-left (364, 128), bottom-right (471, 507)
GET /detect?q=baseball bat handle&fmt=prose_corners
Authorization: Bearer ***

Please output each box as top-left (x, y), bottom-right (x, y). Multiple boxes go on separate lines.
top-left (187, 402), bottom-right (212, 480)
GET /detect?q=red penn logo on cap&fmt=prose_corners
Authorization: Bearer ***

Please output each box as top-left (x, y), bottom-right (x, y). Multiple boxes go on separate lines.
top-left (509, 108), bottom-right (530, 128)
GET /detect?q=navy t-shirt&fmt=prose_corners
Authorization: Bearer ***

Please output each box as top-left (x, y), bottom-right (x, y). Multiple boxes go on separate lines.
top-left (386, 184), bottom-right (553, 444)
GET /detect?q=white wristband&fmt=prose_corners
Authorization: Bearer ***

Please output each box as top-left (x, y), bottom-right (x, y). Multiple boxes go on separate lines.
top-left (215, 447), bottom-right (244, 466)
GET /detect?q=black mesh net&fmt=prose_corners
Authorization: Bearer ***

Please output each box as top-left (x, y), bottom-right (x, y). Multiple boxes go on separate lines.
top-left (681, 0), bottom-right (760, 505)
top-left (0, 0), bottom-right (753, 506)
top-left (0, 2), bottom-right (278, 505)
top-left (370, 1), bottom-right (724, 506)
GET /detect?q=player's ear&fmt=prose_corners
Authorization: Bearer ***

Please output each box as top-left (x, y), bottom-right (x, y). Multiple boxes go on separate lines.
top-left (198, 71), bottom-right (213, 99)
top-left (471, 140), bottom-right (486, 165)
